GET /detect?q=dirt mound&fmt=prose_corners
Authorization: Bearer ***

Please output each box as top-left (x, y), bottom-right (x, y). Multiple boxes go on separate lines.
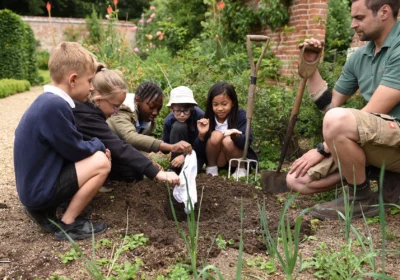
top-left (90, 174), bottom-right (301, 269)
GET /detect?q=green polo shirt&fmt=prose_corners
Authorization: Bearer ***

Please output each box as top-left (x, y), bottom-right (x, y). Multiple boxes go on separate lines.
top-left (334, 21), bottom-right (400, 119)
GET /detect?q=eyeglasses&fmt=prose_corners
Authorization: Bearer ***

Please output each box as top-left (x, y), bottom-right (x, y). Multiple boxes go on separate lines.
top-left (103, 99), bottom-right (122, 115)
top-left (172, 109), bottom-right (192, 116)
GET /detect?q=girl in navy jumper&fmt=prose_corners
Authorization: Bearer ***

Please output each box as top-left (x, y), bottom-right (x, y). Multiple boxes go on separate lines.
top-left (197, 82), bottom-right (257, 178)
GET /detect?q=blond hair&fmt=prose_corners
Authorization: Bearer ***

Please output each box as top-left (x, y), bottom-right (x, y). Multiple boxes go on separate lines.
top-left (48, 42), bottom-right (97, 83)
top-left (91, 64), bottom-right (128, 99)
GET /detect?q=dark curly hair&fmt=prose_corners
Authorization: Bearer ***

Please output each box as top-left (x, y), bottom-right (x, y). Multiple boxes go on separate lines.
top-left (135, 82), bottom-right (164, 103)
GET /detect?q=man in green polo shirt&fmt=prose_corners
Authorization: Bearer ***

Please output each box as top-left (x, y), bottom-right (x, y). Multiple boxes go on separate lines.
top-left (286, 0), bottom-right (400, 219)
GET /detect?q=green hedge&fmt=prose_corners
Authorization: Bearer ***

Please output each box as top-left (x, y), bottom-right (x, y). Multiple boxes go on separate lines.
top-left (0, 9), bottom-right (41, 85)
top-left (0, 79), bottom-right (30, 98)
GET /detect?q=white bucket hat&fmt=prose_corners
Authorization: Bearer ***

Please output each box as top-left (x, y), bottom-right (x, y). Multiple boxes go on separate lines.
top-left (166, 86), bottom-right (197, 107)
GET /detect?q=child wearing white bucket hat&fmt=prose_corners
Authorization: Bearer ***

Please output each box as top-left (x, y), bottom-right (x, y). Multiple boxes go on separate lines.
top-left (162, 86), bottom-right (205, 173)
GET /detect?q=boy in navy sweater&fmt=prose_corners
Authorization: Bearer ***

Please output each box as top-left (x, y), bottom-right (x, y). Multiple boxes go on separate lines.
top-left (14, 42), bottom-right (111, 240)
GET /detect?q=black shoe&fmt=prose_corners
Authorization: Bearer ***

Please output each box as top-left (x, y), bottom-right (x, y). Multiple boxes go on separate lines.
top-left (54, 217), bottom-right (107, 241)
top-left (24, 207), bottom-right (59, 233)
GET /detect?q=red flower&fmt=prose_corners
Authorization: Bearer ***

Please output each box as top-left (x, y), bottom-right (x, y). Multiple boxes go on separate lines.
top-left (46, 2), bottom-right (51, 12)
top-left (107, 5), bottom-right (113, 14)
top-left (216, 1), bottom-right (225, 10)
top-left (113, 0), bottom-right (118, 6)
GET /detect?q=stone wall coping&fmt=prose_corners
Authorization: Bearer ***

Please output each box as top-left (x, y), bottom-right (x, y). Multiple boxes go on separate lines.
top-left (21, 16), bottom-right (136, 27)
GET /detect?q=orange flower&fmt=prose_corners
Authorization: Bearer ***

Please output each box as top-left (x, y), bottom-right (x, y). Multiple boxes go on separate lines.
top-left (113, 0), bottom-right (118, 5)
top-left (46, 2), bottom-right (51, 12)
top-left (216, 1), bottom-right (225, 10)
top-left (107, 5), bottom-right (113, 14)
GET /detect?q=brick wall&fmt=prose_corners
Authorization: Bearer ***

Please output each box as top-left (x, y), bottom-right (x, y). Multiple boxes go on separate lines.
top-left (21, 16), bottom-right (136, 52)
top-left (261, 0), bottom-right (328, 76)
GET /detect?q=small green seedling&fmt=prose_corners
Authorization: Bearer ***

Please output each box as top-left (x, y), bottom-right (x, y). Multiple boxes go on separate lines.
top-left (366, 216), bottom-right (380, 225)
top-left (95, 238), bottom-right (113, 249)
top-left (390, 208), bottom-right (400, 215)
top-left (310, 219), bottom-right (320, 233)
top-left (59, 248), bottom-right (80, 264)
top-left (216, 234), bottom-right (234, 249)
top-left (96, 257), bottom-right (110, 266)
top-left (122, 233), bottom-right (148, 251)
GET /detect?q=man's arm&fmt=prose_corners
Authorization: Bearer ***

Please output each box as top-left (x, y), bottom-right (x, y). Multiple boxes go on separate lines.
top-left (307, 68), bottom-right (351, 110)
top-left (362, 85), bottom-right (400, 114)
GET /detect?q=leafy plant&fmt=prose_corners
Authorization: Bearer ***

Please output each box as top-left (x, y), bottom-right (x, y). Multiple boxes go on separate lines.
top-left (122, 234), bottom-right (148, 251)
top-left (246, 257), bottom-right (275, 275)
top-left (95, 238), bottom-right (113, 249)
top-left (302, 242), bottom-right (366, 278)
top-left (59, 248), bottom-right (80, 264)
top-left (215, 234), bottom-right (234, 249)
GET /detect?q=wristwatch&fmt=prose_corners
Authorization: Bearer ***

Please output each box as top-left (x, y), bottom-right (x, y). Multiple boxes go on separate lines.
top-left (316, 143), bottom-right (331, 158)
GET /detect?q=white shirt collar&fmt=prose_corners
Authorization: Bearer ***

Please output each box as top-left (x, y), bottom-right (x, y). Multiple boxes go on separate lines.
top-left (215, 117), bottom-right (228, 132)
top-left (44, 85), bottom-right (75, 108)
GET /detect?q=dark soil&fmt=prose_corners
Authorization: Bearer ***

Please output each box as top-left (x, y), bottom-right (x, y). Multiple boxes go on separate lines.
top-left (0, 174), bottom-right (315, 279)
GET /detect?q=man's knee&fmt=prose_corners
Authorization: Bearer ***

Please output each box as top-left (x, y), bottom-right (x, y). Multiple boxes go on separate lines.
top-left (323, 108), bottom-right (355, 139)
top-left (286, 172), bottom-right (309, 194)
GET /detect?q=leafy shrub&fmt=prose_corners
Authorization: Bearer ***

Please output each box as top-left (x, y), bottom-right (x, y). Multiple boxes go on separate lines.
top-left (324, 0), bottom-right (352, 62)
top-left (85, 9), bottom-right (104, 45)
top-left (36, 50), bottom-right (50, 70)
top-left (0, 9), bottom-right (26, 81)
top-left (63, 24), bottom-right (85, 42)
top-left (0, 79), bottom-right (30, 98)
top-left (23, 22), bottom-right (42, 85)
top-left (0, 10), bottom-right (41, 85)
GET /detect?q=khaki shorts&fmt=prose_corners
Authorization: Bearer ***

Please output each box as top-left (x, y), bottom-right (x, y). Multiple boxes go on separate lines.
top-left (308, 109), bottom-right (400, 181)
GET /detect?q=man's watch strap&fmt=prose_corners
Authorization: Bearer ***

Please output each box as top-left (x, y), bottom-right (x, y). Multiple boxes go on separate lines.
top-left (316, 143), bottom-right (331, 157)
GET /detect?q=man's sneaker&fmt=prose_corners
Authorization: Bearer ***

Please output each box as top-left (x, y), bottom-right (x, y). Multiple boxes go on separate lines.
top-left (231, 167), bottom-right (247, 180)
top-left (311, 186), bottom-right (379, 220)
top-left (206, 166), bottom-right (218, 177)
top-left (24, 207), bottom-right (59, 233)
top-left (54, 217), bottom-right (107, 241)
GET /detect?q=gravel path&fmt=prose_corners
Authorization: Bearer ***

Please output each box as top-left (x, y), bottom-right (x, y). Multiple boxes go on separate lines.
top-left (0, 87), bottom-right (42, 203)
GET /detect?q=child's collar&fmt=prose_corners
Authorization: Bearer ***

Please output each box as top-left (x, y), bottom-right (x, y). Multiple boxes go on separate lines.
top-left (44, 85), bottom-right (75, 108)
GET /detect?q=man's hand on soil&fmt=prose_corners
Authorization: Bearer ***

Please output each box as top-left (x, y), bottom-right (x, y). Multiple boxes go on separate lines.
top-left (289, 148), bottom-right (325, 178)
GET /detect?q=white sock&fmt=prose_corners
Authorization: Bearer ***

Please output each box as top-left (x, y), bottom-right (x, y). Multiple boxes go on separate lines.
top-left (206, 166), bottom-right (218, 176)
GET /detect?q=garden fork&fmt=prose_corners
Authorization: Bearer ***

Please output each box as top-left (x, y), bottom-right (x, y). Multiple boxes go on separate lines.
top-left (229, 35), bottom-right (270, 182)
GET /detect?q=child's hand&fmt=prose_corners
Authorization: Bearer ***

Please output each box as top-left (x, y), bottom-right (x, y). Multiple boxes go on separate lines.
top-left (197, 118), bottom-right (210, 137)
top-left (105, 149), bottom-right (112, 161)
top-left (171, 155), bottom-right (185, 168)
top-left (223, 129), bottom-right (242, 137)
top-left (155, 170), bottom-right (180, 185)
top-left (171, 141), bottom-right (192, 154)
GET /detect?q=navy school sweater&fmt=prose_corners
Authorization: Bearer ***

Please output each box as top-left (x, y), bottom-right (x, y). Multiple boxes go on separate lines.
top-left (14, 93), bottom-right (106, 209)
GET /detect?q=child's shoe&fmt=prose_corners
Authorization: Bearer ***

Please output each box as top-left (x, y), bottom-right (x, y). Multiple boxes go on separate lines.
top-left (24, 207), bottom-right (59, 233)
top-left (54, 217), bottom-right (107, 240)
top-left (206, 166), bottom-right (218, 176)
top-left (231, 167), bottom-right (247, 180)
